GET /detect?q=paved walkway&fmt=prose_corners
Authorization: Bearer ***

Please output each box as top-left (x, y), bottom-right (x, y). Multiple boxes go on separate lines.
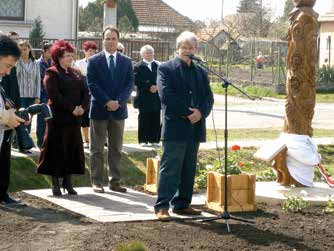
top-left (23, 182), bottom-right (334, 223)
top-left (256, 182), bottom-right (334, 205)
top-left (23, 187), bottom-right (214, 223)
top-left (11, 137), bottom-right (334, 158)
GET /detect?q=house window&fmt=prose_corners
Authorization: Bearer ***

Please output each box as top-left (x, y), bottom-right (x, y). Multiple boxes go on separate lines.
top-left (0, 0), bottom-right (25, 21)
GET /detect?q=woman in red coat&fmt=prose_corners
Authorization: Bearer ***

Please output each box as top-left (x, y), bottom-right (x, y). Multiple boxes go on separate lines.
top-left (37, 40), bottom-right (89, 196)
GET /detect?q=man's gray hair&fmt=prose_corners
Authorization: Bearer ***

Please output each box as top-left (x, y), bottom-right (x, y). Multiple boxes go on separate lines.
top-left (140, 44), bottom-right (154, 58)
top-left (176, 31), bottom-right (198, 49)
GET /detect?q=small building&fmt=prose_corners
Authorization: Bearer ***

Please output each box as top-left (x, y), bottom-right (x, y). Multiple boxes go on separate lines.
top-left (131, 0), bottom-right (194, 34)
top-left (318, 0), bottom-right (334, 67)
top-left (0, 0), bottom-right (78, 39)
top-left (197, 26), bottom-right (241, 63)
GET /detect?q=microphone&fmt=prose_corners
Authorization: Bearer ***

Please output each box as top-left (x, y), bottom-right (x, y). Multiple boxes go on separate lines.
top-left (189, 54), bottom-right (206, 63)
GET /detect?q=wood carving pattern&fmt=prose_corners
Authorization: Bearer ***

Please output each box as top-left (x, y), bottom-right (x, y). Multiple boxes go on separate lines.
top-left (284, 0), bottom-right (318, 137)
top-left (274, 0), bottom-right (318, 187)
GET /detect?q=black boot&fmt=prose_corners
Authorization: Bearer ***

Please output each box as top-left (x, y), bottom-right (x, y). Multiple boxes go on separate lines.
top-left (62, 175), bottom-right (77, 195)
top-left (51, 176), bottom-right (62, 196)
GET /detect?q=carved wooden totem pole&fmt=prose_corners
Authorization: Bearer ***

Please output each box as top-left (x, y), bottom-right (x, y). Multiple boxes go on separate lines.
top-left (284, 0), bottom-right (318, 136)
top-left (273, 0), bottom-right (318, 186)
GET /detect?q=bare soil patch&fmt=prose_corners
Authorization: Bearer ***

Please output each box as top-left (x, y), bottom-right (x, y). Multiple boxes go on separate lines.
top-left (0, 192), bottom-right (333, 251)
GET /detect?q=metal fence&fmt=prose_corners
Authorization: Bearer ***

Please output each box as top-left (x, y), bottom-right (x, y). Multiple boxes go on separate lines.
top-left (199, 37), bottom-right (289, 93)
top-left (22, 37), bottom-right (171, 63)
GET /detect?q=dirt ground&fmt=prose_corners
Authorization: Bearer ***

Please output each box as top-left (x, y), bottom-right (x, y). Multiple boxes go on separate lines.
top-left (0, 192), bottom-right (333, 251)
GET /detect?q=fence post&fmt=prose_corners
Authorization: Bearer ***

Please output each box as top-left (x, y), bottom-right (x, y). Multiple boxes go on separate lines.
top-left (250, 39), bottom-right (254, 82)
top-left (271, 43), bottom-right (274, 85)
top-left (277, 47), bottom-right (281, 87)
top-left (226, 42), bottom-right (230, 77)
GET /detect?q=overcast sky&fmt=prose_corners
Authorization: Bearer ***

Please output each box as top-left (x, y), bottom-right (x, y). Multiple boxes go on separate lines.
top-left (79, 0), bottom-right (332, 21)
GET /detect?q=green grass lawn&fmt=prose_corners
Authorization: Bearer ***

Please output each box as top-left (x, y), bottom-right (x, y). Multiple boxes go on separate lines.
top-left (211, 83), bottom-right (278, 98)
top-left (211, 83), bottom-right (334, 103)
top-left (9, 144), bottom-right (334, 192)
top-left (123, 128), bottom-right (334, 144)
top-left (9, 150), bottom-right (157, 192)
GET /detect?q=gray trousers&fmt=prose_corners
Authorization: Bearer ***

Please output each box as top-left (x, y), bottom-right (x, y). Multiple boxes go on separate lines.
top-left (90, 119), bottom-right (124, 185)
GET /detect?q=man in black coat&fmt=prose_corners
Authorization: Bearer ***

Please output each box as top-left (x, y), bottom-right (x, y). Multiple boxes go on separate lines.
top-left (134, 45), bottom-right (161, 146)
top-left (154, 31), bottom-right (214, 220)
top-left (0, 34), bottom-right (24, 204)
top-left (0, 67), bottom-right (21, 204)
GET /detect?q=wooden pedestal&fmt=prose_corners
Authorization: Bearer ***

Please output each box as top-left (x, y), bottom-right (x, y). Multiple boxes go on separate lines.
top-left (144, 158), bottom-right (160, 193)
top-left (207, 172), bottom-right (257, 212)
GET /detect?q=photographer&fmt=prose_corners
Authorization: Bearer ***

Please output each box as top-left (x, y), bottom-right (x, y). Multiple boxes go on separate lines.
top-left (0, 35), bottom-right (25, 204)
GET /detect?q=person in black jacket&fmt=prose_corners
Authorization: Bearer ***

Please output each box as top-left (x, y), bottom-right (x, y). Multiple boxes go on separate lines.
top-left (0, 67), bottom-right (21, 204)
top-left (0, 34), bottom-right (24, 205)
top-left (154, 31), bottom-right (214, 221)
top-left (134, 45), bottom-right (161, 146)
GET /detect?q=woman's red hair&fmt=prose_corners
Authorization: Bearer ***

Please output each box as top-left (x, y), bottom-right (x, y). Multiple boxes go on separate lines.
top-left (50, 40), bottom-right (75, 65)
top-left (82, 41), bottom-right (97, 51)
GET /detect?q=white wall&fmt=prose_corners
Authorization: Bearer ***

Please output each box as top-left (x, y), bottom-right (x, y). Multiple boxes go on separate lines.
top-left (0, 0), bottom-right (77, 39)
top-left (319, 22), bottom-right (334, 67)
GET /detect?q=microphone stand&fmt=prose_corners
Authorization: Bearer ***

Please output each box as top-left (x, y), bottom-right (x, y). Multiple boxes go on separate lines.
top-left (194, 58), bottom-right (256, 232)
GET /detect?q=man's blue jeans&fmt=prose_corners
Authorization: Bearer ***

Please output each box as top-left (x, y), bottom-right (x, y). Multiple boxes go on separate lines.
top-left (154, 139), bottom-right (200, 212)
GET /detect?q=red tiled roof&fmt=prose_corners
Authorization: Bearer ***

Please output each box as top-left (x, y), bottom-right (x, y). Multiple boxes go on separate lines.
top-left (131, 0), bottom-right (194, 28)
top-left (197, 26), bottom-right (226, 42)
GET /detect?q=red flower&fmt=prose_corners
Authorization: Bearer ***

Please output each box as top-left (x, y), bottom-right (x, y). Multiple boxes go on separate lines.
top-left (231, 145), bottom-right (241, 151)
top-left (238, 161), bottom-right (244, 167)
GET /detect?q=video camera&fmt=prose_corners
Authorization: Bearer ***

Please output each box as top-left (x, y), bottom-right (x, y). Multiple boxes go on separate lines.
top-left (14, 103), bottom-right (53, 150)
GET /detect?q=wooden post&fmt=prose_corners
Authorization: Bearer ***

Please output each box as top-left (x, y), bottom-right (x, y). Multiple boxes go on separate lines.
top-left (144, 158), bottom-right (160, 193)
top-left (275, 0), bottom-right (318, 186)
top-left (284, 0), bottom-right (318, 136)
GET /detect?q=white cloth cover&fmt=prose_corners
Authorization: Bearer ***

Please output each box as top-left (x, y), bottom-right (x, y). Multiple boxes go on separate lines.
top-left (278, 133), bottom-right (320, 187)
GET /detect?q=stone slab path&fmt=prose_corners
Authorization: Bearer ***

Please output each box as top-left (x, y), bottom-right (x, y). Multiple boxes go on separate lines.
top-left (256, 182), bottom-right (334, 205)
top-left (23, 182), bottom-right (334, 223)
top-left (23, 187), bottom-right (214, 223)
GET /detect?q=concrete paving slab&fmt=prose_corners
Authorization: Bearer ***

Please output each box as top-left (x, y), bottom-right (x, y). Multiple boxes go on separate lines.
top-left (23, 187), bottom-right (214, 223)
top-left (256, 182), bottom-right (334, 205)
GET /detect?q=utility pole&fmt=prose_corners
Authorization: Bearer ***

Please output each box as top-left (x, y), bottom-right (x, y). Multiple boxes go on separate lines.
top-left (221, 0), bottom-right (224, 23)
top-left (258, 0), bottom-right (263, 36)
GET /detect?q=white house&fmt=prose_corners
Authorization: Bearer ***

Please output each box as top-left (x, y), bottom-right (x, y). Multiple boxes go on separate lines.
top-left (0, 0), bottom-right (78, 39)
top-left (318, 0), bottom-right (334, 67)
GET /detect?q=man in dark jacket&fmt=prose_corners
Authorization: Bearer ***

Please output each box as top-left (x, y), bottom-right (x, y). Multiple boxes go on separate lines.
top-left (154, 31), bottom-right (214, 220)
top-left (87, 26), bottom-right (134, 193)
top-left (36, 43), bottom-right (52, 148)
top-left (0, 34), bottom-right (24, 204)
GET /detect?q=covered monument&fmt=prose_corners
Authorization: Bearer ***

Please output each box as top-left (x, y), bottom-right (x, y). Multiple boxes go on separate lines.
top-left (255, 0), bottom-right (333, 187)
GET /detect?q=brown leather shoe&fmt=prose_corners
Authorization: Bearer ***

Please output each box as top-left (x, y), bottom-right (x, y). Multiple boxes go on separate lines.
top-left (92, 184), bottom-right (104, 193)
top-left (172, 206), bottom-right (202, 216)
top-left (109, 183), bottom-right (127, 193)
top-left (155, 208), bottom-right (171, 221)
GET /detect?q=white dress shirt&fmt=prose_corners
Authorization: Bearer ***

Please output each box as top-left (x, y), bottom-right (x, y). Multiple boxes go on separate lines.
top-left (74, 58), bottom-right (88, 76)
top-left (104, 50), bottom-right (117, 68)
